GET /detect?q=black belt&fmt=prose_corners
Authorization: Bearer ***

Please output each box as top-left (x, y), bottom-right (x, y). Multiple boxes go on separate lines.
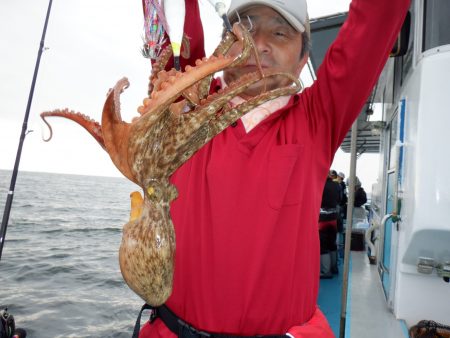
top-left (132, 303), bottom-right (288, 338)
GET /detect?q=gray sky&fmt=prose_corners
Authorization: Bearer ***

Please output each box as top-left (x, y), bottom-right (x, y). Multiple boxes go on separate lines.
top-left (1, 0), bottom-right (381, 189)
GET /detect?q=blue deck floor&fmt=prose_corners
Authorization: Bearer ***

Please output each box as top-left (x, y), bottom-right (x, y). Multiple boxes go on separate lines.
top-left (318, 267), bottom-right (343, 336)
top-left (318, 259), bottom-right (344, 337)
top-left (318, 244), bottom-right (412, 338)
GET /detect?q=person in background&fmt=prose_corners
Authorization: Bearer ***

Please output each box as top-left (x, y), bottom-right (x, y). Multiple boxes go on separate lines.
top-left (346, 176), bottom-right (368, 226)
top-left (329, 170), bottom-right (338, 182)
top-left (138, 0), bottom-right (410, 337)
top-left (352, 177), bottom-right (367, 208)
top-left (336, 172), bottom-right (347, 233)
top-left (337, 172), bottom-right (347, 198)
top-left (319, 172), bottom-right (342, 278)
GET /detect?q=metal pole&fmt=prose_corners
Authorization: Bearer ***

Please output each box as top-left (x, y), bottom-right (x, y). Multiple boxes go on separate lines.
top-left (339, 119), bottom-right (358, 338)
top-left (0, 0), bottom-right (54, 261)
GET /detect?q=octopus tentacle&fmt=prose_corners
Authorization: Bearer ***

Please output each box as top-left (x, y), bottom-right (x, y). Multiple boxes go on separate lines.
top-left (210, 72), bottom-right (301, 133)
top-left (170, 23), bottom-right (262, 107)
top-left (149, 68), bottom-right (178, 97)
top-left (196, 23), bottom-right (262, 101)
top-left (148, 34), bottom-right (191, 95)
top-left (194, 30), bottom-right (239, 101)
top-left (172, 72), bottom-right (301, 169)
top-left (129, 191), bottom-right (144, 222)
top-left (137, 53), bottom-right (248, 117)
top-left (40, 109), bottom-right (105, 149)
top-left (172, 72), bottom-right (266, 158)
top-left (101, 78), bottom-right (137, 184)
top-left (148, 45), bottom-right (173, 95)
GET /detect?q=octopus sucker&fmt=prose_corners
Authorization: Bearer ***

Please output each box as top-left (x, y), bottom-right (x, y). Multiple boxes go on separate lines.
top-left (40, 22), bottom-right (301, 306)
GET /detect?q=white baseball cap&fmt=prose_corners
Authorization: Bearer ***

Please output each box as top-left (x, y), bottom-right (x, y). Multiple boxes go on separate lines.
top-left (227, 0), bottom-right (308, 33)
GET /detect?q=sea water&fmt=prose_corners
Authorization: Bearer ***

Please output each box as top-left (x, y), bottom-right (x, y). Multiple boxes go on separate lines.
top-left (0, 170), bottom-right (146, 337)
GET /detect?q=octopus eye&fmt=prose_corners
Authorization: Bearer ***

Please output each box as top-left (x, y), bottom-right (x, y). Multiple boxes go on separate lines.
top-left (147, 185), bottom-right (160, 201)
top-left (147, 186), bottom-right (155, 196)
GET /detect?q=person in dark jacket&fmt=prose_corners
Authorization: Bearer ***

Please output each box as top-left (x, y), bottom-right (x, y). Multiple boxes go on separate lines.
top-left (319, 173), bottom-right (341, 278)
top-left (347, 176), bottom-right (368, 207)
top-left (354, 184), bottom-right (367, 207)
top-left (335, 171), bottom-right (347, 233)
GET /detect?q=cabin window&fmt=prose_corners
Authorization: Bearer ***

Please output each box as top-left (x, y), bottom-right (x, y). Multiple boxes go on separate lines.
top-left (422, 0), bottom-right (450, 51)
top-left (402, 10), bottom-right (414, 75)
top-left (388, 111), bottom-right (398, 170)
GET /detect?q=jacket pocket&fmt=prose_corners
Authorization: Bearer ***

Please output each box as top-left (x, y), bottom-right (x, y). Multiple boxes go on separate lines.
top-left (267, 144), bottom-right (303, 210)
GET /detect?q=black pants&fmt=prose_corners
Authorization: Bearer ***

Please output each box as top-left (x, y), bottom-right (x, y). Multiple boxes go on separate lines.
top-left (319, 220), bottom-right (337, 254)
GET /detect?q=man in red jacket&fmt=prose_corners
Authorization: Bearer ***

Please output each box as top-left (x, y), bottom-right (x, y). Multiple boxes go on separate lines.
top-left (138, 0), bottom-right (410, 337)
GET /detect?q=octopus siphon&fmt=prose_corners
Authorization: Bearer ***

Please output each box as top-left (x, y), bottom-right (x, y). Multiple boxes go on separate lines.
top-left (40, 23), bottom-right (301, 306)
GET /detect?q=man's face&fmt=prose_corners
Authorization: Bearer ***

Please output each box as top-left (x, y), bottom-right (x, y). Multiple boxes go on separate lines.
top-left (223, 6), bottom-right (308, 98)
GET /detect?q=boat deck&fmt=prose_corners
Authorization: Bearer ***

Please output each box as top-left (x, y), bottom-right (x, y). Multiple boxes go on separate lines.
top-left (318, 250), bottom-right (409, 337)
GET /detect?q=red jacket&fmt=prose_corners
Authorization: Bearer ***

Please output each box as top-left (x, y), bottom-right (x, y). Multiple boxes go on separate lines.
top-left (140, 0), bottom-right (410, 336)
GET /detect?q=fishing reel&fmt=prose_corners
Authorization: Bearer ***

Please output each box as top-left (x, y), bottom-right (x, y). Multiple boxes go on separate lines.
top-left (0, 308), bottom-right (26, 338)
top-left (0, 308), bottom-right (15, 338)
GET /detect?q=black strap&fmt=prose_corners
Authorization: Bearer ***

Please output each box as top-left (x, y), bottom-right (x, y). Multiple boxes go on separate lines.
top-left (154, 305), bottom-right (183, 335)
top-left (132, 303), bottom-right (155, 338)
top-left (147, 304), bottom-right (287, 338)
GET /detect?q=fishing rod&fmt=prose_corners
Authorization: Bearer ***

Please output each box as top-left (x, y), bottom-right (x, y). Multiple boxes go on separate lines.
top-left (0, 0), bottom-right (54, 261)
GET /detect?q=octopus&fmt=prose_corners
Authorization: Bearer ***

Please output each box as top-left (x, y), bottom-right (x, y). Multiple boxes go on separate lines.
top-left (40, 23), bottom-right (301, 306)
